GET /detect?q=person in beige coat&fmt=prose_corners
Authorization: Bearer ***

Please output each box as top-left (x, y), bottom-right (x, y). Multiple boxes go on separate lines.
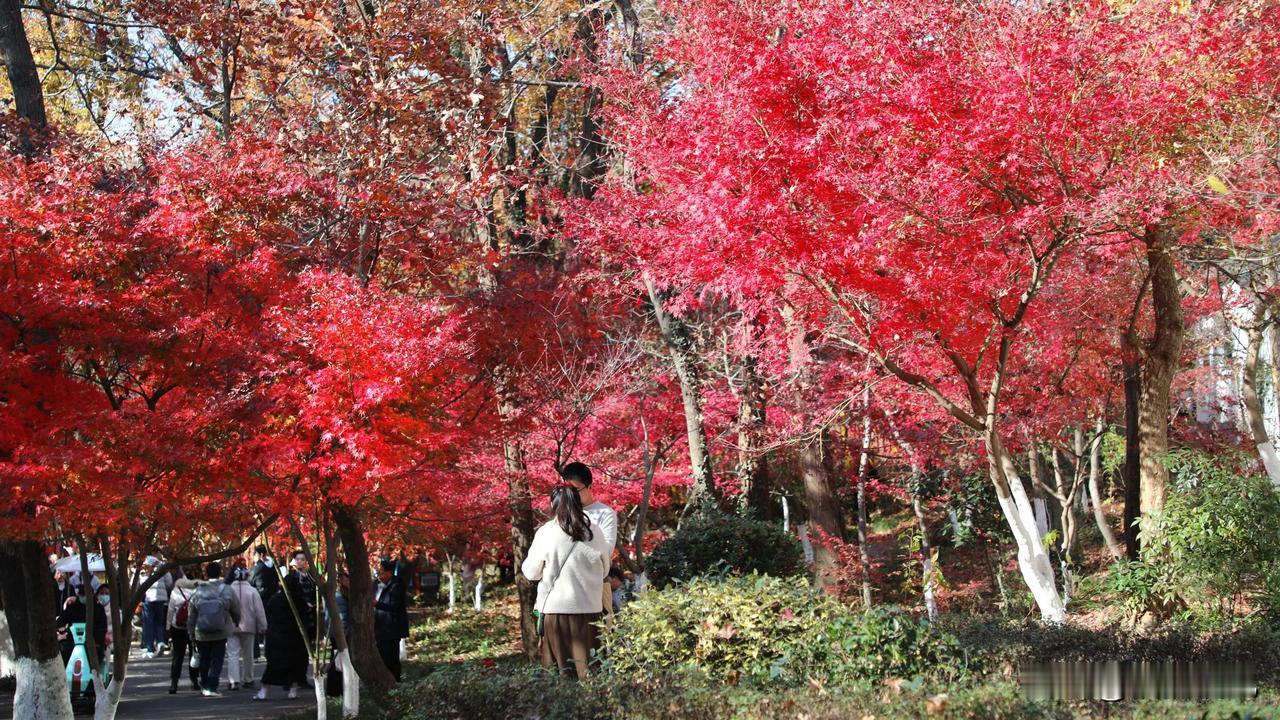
top-left (225, 566), bottom-right (268, 690)
top-left (522, 485), bottom-right (607, 680)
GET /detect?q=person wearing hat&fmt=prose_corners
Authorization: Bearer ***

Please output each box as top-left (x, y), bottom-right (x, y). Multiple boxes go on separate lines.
top-left (373, 558), bottom-right (409, 681)
top-left (224, 565), bottom-right (268, 691)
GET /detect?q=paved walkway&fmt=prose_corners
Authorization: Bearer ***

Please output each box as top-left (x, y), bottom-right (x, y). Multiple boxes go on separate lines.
top-left (0, 648), bottom-right (315, 719)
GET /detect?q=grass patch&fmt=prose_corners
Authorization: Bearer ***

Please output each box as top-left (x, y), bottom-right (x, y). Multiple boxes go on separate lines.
top-left (407, 584), bottom-right (523, 671)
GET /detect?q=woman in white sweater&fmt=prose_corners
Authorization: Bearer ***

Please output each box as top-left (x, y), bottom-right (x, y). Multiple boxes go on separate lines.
top-left (225, 566), bottom-right (268, 691)
top-left (521, 485), bottom-right (607, 680)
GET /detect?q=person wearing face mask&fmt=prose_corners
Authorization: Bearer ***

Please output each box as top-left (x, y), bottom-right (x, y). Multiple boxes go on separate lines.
top-left (55, 580), bottom-right (107, 665)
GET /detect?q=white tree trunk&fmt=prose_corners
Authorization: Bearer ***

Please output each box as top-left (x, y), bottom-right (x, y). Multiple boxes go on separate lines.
top-left (93, 673), bottom-right (125, 720)
top-left (447, 558), bottom-right (456, 613)
top-left (1086, 419), bottom-right (1124, 561)
top-left (0, 611), bottom-right (15, 679)
top-left (314, 667), bottom-right (328, 720)
top-left (1242, 314), bottom-right (1280, 491)
top-left (337, 648), bottom-right (359, 718)
top-left (912, 496), bottom-right (939, 622)
top-left (921, 554), bottom-right (938, 621)
top-left (991, 438), bottom-right (1067, 623)
top-left (13, 656), bottom-right (74, 720)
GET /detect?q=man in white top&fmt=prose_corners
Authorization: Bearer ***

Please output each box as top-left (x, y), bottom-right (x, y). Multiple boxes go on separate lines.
top-left (560, 462), bottom-right (617, 615)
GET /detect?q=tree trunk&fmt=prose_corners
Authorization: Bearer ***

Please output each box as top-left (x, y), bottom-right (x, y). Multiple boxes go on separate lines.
top-left (332, 505), bottom-right (396, 693)
top-left (1, 540), bottom-right (74, 720)
top-left (885, 411), bottom-right (938, 621)
top-left (800, 434), bottom-right (844, 592)
top-left (854, 405), bottom-right (874, 608)
top-left (1122, 358), bottom-right (1142, 559)
top-left (502, 429), bottom-right (540, 661)
top-left (1242, 304), bottom-right (1280, 489)
top-left (1049, 445), bottom-right (1078, 604)
top-left (735, 353), bottom-right (771, 517)
top-left (0, 0), bottom-right (47, 153)
top-left (1084, 419), bottom-right (1124, 561)
top-left (1027, 446), bottom-right (1051, 540)
top-left (631, 421), bottom-right (660, 571)
top-left (320, 524), bottom-right (360, 718)
top-left (564, 6), bottom-right (606, 199)
top-left (1138, 225), bottom-right (1184, 519)
top-left (0, 9), bottom-right (68, 713)
top-left (644, 276), bottom-right (716, 512)
top-left (93, 536), bottom-right (132, 720)
top-left (1269, 324), bottom-right (1280, 428)
top-left (986, 432), bottom-right (1067, 623)
top-left (910, 493), bottom-right (938, 622)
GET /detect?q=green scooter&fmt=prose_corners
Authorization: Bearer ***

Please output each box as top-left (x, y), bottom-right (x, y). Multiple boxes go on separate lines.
top-left (65, 623), bottom-right (111, 714)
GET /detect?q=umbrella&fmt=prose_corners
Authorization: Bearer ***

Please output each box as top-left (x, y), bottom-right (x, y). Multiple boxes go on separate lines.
top-left (51, 553), bottom-right (106, 573)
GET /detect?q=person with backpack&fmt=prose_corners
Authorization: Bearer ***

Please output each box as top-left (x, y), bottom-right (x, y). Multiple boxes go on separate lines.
top-left (166, 568), bottom-right (201, 694)
top-left (187, 561), bottom-right (242, 697)
top-left (521, 485), bottom-right (607, 680)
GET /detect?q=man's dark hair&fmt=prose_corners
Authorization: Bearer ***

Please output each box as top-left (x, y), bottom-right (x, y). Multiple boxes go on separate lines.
top-left (294, 550), bottom-right (307, 561)
top-left (561, 461), bottom-right (593, 487)
top-left (254, 544), bottom-right (269, 556)
top-left (205, 561), bottom-right (222, 580)
top-left (380, 558), bottom-right (396, 573)
top-left (608, 567), bottom-right (625, 581)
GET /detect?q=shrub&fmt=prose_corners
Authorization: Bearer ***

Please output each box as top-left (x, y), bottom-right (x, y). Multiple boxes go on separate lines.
top-left (384, 664), bottom-right (607, 720)
top-left (645, 511), bottom-right (802, 588)
top-left (381, 669), bottom-right (1069, 720)
top-left (1138, 450), bottom-right (1280, 622)
top-left (602, 573), bottom-right (965, 686)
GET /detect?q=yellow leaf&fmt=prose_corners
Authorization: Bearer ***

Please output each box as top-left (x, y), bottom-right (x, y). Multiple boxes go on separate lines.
top-left (1206, 175), bottom-right (1231, 195)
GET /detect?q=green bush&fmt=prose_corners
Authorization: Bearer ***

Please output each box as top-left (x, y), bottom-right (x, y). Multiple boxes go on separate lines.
top-left (384, 664), bottom-right (606, 720)
top-left (645, 511), bottom-right (802, 588)
top-left (1139, 450), bottom-right (1280, 622)
top-left (602, 573), bottom-right (965, 686)
top-left (382, 667), bottom-right (1062, 720)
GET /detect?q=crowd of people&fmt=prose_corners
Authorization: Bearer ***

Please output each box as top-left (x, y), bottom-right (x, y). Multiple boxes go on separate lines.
top-left (51, 460), bottom-right (623, 697)
top-left (54, 545), bottom-right (411, 701)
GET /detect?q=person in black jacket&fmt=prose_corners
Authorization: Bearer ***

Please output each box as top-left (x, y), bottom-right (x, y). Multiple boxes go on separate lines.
top-left (56, 590), bottom-right (107, 665)
top-left (248, 545), bottom-right (280, 603)
top-left (373, 559), bottom-right (409, 681)
top-left (247, 545), bottom-right (279, 658)
top-left (253, 574), bottom-right (310, 701)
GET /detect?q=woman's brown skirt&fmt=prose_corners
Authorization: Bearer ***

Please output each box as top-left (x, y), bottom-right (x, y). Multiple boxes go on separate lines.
top-left (541, 612), bottom-right (601, 680)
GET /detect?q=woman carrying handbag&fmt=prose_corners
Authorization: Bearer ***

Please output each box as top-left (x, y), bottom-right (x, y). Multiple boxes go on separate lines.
top-left (522, 485), bottom-right (607, 680)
